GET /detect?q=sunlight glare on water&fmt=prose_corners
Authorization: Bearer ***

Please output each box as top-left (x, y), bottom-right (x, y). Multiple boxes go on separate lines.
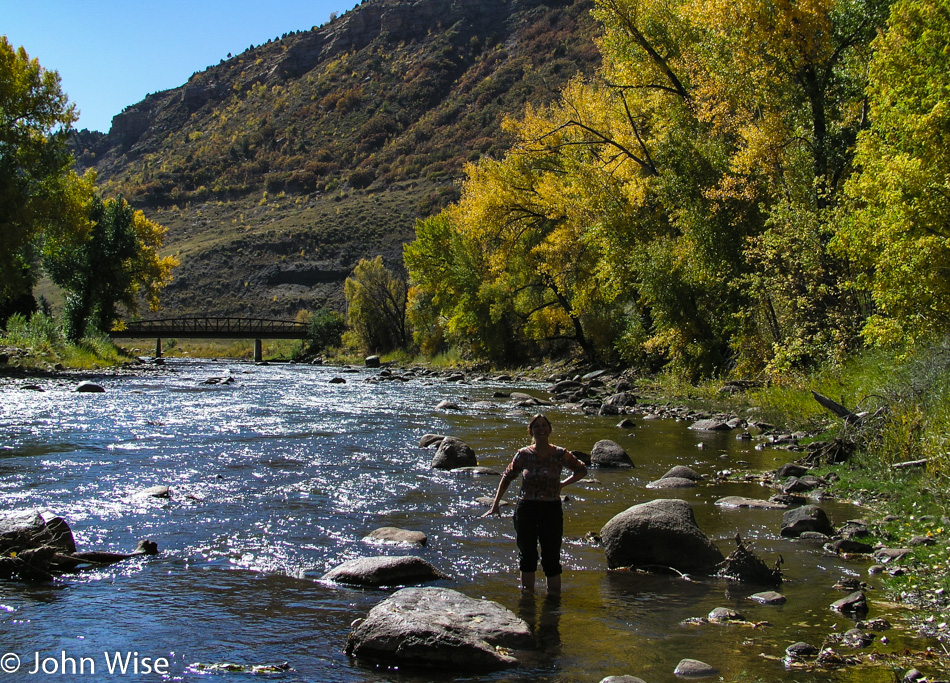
top-left (0, 359), bottom-right (937, 682)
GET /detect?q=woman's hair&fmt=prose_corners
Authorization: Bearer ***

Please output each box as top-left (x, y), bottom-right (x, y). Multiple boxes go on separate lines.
top-left (528, 413), bottom-right (552, 436)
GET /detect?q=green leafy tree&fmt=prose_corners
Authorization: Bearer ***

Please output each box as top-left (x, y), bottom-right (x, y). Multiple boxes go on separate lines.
top-left (343, 256), bottom-right (408, 354)
top-left (306, 308), bottom-right (346, 353)
top-left (834, 0), bottom-right (950, 347)
top-left (44, 195), bottom-right (177, 341)
top-left (0, 37), bottom-right (81, 313)
top-left (404, 212), bottom-right (518, 361)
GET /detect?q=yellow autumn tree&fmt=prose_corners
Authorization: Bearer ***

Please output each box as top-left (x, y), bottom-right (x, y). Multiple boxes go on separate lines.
top-left (834, 0), bottom-right (950, 347)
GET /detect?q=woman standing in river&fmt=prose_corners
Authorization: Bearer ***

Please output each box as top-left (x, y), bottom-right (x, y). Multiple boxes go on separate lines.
top-left (482, 413), bottom-right (588, 595)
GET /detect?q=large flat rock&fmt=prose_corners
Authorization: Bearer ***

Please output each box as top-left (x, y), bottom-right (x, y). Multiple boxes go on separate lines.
top-left (345, 587), bottom-right (535, 670)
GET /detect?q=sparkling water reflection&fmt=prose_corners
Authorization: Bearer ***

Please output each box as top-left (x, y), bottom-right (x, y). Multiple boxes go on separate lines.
top-left (0, 360), bottom-right (930, 682)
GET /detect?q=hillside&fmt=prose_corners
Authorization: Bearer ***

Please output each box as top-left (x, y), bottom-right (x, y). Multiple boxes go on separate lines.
top-left (71, 0), bottom-right (600, 320)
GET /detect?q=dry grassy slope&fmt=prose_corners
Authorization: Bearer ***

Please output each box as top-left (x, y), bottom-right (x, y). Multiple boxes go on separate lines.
top-left (72, 0), bottom-right (600, 320)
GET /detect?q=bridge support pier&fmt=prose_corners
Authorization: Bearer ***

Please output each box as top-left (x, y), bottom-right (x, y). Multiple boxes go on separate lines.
top-left (254, 339), bottom-right (263, 363)
top-left (155, 338), bottom-right (163, 358)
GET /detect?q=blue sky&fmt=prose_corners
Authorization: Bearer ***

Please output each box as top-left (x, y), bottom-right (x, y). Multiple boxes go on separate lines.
top-left (3, 0), bottom-right (361, 132)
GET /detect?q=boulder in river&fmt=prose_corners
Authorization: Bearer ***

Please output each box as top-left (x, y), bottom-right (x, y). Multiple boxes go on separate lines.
top-left (0, 509), bottom-right (76, 555)
top-left (431, 437), bottom-right (477, 470)
top-left (323, 556), bottom-right (448, 587)
top-left (1, 509), bottom-right (157, 581)
top-left (750, 591), bottom-right (787, 605)
top-left (345, 587), bottom-right (535, 670)
top-left (831, 590), bottom-right (868, 615)
top-left (662, 465), bottom-right (703, 481)
top-left (673, 658), bottom-right (718, 677)
top-left (135, 485), bottom-right (171, 499)
top-left (590, 440), bottom-right (634, 468)
top-left (75, 381), bottom-right (105, 393)
top-left (600, 499), bottom-right (725, 574)
top-left (780, 505), bottom-right (834, 538)
top-left (362, 527), bottom-right (427, 547)
top-left (419, 434), bottom-right (447, 448)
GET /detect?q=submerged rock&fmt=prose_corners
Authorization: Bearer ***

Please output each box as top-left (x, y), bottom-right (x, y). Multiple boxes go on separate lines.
top-left (715, 496), bottom-right (788, 510)
top-left (707, 607), bottom-right (745, 623)
top-left (450, 466), bottom-right (500, 476)
top-left (785, 642), bottom-right (820, 658)
top-left (689, 419), bottom-right (731, 431)
top-left (345, 587), bottom-right (535, 670)
top-left (647, 477), bottom-right (697, 489)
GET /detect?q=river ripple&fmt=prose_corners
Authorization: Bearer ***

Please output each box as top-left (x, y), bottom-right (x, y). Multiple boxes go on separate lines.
top-left (0, 360), bottom-right (930, 682)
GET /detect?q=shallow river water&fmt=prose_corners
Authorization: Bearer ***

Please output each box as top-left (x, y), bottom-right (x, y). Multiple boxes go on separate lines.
top-left (0, 360), bottom-right (933, 682)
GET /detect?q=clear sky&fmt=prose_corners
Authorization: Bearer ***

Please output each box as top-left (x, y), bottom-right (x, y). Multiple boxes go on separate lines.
top-left (3, 0), bottom-right (362, 133)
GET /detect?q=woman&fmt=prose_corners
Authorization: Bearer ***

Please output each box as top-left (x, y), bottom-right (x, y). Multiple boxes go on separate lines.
top-left (482, 413), bottom-right (587, 594)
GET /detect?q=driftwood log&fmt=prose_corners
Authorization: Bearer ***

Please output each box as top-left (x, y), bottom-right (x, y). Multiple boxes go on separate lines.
top-left (716, 534), bottom-right (783, 585)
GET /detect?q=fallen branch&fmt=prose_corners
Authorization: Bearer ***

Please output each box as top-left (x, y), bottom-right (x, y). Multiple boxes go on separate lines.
top-left (891, 458), bottom-right (929, 470)
top-left (811, 391), bottom-right (861, 424)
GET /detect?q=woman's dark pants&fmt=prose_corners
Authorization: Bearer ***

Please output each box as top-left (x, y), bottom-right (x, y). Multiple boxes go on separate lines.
top-left (513, 499), bottom-right (563, 577)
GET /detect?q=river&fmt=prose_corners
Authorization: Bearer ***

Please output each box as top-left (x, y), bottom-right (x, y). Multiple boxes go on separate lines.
top-left (0, 360), bottom-right (930, 682)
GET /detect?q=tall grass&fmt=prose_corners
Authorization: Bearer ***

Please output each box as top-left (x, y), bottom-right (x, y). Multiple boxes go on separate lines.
top-left (1, 312), bottom-right (129, 369)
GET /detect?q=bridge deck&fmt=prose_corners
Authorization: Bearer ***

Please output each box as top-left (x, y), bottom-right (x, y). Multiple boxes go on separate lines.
top-left (110, 317), bottom-right (310, 340)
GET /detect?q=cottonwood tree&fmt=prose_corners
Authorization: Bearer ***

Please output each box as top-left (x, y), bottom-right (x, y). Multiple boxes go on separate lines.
top-left (0, 37), bottom-right (86, 317)
top-left (835, 0), bottom-right (950, 347)
top-left (343, 256), bottom-right (408, 354)
top-left (406, 0), bottom-right (890, 376)
top-left (44, 195), bottom-right (177, 341)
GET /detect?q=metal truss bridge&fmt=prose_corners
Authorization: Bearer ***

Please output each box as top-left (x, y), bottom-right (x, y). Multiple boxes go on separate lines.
top-left (110, 317), bottom-right (309, 360)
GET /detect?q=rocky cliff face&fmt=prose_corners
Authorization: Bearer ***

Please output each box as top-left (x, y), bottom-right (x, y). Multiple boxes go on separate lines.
top-left (71, 0), bottom-right (600, 320)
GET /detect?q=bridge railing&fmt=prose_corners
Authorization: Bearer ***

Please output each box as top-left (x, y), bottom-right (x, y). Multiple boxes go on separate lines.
top-left (110, 317), bottom-right (310, 340)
